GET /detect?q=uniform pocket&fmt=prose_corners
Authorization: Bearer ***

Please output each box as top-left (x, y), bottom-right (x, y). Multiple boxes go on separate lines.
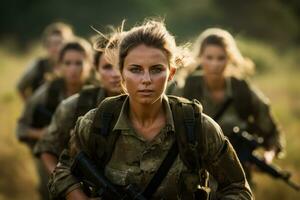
top-left (104, 166), bottom-right (129, 186)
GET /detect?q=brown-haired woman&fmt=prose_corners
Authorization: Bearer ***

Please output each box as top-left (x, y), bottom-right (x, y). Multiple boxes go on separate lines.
top-left (33, 32), bottom-right (122, 175)
top-left (49, 21), bottom-right (253, 200)
top-left (17, 22), bottom-right (74, 101)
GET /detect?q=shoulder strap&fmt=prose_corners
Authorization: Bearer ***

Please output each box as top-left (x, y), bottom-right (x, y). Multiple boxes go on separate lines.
top-left (45, 78), bottom-right (65, 113)
top-left (89, 94), bottom-right (127, 167)
top-left (169, 96), bottom-right (210, 197)
top-left (168, 96), bottom-right (204, 170)
top-left (32, 58), bottom-right (51, 91)
top-left (73, 87), bottom-right (102, 125)
top-left (231, 77), bottom-right (253, 120)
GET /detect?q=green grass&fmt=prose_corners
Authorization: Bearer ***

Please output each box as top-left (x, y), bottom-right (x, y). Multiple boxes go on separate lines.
top-left (0, 39), bottom-right (299, 199)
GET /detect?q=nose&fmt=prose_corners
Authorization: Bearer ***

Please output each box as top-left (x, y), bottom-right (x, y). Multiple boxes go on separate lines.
top-left (111, 68), bottom-right (121, 78)
top-left (142, 71), bottom-right (151, 85)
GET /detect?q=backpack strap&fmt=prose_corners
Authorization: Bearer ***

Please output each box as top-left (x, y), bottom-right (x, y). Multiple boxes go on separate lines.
top-left (168, 96), bottom-right (210, 198)
top-left (45, 78), bottom-right (65, 113)
top-left (32, 58), bottom-right (52, 91)
top-left (73, 86), bottom-right (103, 125)
top-left (89, 94), bottom-right (127, 167)
top-left (168, 96), bottom-right (204, 170)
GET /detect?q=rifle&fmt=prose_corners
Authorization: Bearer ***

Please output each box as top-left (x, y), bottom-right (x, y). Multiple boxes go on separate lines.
top-left (71, 151), bottom-right (147, 200)
top-left (230, 126), bottom-right (300, 191)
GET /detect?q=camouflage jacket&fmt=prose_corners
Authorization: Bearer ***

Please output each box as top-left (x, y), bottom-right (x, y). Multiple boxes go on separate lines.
top-left (49, 95), bottom-right (253, 200)
top-left (34, 86), bottom-right (106, 158)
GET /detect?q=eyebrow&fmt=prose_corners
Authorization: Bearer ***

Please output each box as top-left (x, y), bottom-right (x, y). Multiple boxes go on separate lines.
top-left (129, 64), bottom-right (164, 68)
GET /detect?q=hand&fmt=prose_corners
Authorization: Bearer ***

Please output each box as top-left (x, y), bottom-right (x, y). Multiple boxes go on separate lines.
top-left (263, 150), bottom-right (276, 164)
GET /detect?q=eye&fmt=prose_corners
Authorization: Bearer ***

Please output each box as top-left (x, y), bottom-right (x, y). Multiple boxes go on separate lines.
top-left (102, 64), bottom-right (113, 70)
top-left (150, 66), bottom-right (163, 74)
top-left (63, 60), bottom-right (71, 66)
top-left (75, 60), bottom-right (83, 67)
top-left (205, 55), bottom-right (213, 60)
top-left (129, 66), bottom-right (142, 73)
top-left (217, 55), bottom-right (226, 61)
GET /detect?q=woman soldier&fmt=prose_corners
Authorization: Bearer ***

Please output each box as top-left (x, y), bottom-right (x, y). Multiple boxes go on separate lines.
top-left (49, 21), bottom-right (252, 200)
top-left (181, 28), bottom-right (285, 186)
top-left (16, 37), bottom-right (93, 199)
top-left (17, 22), bottom-right (74, 101)
top-left (33, 32), bottom-right (122, 175)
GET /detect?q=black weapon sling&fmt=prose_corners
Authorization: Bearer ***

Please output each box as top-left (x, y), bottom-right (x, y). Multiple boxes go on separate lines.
top-left (142, 140), bottom-right (179, 199)
top-left (143, 100), bottom-right (199, 199)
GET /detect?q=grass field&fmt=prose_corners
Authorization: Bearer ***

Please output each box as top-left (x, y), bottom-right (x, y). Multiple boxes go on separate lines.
top-left (0, 40), bottom-right (299, 200)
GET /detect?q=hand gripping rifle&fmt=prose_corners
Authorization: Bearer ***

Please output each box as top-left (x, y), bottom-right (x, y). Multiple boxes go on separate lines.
top-left (71, 151), bottom-right (147, 200)
top-left (231, 126), bottom-right (300, 191)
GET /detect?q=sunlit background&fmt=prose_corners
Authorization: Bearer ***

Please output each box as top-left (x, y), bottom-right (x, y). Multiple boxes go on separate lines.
top-left (0, 0), bottom-right (299, 199)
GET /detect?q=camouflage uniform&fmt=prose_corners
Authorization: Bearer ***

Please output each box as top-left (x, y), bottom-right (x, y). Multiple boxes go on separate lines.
top-left (34, 86), bottom-right (106, 158)
top-left (17, 78), bottom-right (92, 200)
top-left (49, 95), bottom-right (253, 200)
top-left (17, 57), bottom-right (55, 98)
top-left (180, 71), bottom-right (284, 184)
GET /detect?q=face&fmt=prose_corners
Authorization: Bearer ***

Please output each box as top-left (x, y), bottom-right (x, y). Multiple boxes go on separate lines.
top-left (60, 50), bottom-right (88, 85)
top-left (122, 44), bottom-right (175, 105)
top-left (97, 54), bottom-right (121, 95)
top-left (46, 34), bottom-right (64, 61)
top-left (200, 44), bottom-right (228, 78)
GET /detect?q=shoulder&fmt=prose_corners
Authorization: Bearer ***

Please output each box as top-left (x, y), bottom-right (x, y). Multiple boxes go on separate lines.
top-left (55, 94), bottom-right (80, 116)
top-left (185, 70), bottom-right (203, 81)
top-left (28, 83), bottom-right (50, 104)
top-left (168, 95), bottom-right (203, 112)
top-left (73, 109), bottom-right (98, 145)
top-left (232, 77), bottom-right (270, 105)
top-left (200, 113), bottom-right (226, 160)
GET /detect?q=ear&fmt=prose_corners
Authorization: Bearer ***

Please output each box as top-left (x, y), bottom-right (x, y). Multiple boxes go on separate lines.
top-left (168, 67), bottom-right (176, 81)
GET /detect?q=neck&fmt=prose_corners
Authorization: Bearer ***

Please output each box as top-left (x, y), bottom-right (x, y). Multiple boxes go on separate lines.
top-left (106, 90), bottom-right (120, 97)
top-left (66, 81), bottom-right (83, 96)
top-left (129, 97), bottom-right (164, 127)
top-left (204, 75), bottom-right (226, 91)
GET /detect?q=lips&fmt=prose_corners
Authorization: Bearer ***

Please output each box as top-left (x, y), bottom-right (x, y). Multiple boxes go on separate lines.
top-left (138, 89), bottom-right (154, 95)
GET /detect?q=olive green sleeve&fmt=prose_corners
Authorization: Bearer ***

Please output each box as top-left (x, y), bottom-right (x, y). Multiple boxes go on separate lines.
top-left (33, 94), bottom-right (80, 157)
top-left (250, 85), bottom-right (285, 154)
top-left (48, 109), bottom-right (97, 199)
top-left (201, 114), bottom-right (253, 200)
top-left (16, 83), bottom-right (48, 141)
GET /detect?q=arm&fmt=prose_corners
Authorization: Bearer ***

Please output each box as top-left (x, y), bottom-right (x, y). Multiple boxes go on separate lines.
top-left (34, 94), bottom-right (79, 157)
top-left (249, 85), bottom-right (285, 156)
top-left (40, 153), bottom-right (58, 175)
top-left (201, 115), bottom-right (253, 200)
top-left (34, 94), bottom-right (80, 174)
top-left (49, 109), bottom-right (97, 199)
top-left (16, 84), bottom-right (48, 143)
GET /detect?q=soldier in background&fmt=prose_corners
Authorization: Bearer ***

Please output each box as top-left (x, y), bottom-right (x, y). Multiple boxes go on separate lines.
top-left (34, 32), bottom-right (122, 175)
top-left (180, 28), bottom-right (285, 187)
top-left (17, 22), bottom-right (74, 101)
top-left (16, 37), bottom-right (93, 200)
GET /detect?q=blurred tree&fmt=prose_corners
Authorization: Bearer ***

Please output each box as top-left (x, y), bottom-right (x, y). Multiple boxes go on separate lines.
top-left (0, 0), bottom-right (299, 47)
